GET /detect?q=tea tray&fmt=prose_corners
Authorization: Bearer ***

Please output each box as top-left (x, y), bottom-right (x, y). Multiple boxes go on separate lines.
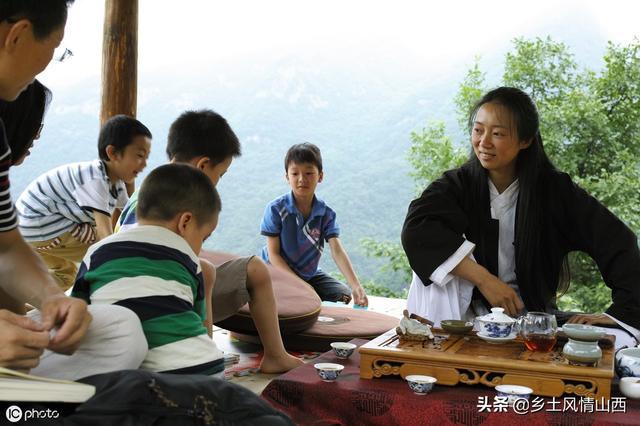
top-left (359, 328), bottom-right (614, 399)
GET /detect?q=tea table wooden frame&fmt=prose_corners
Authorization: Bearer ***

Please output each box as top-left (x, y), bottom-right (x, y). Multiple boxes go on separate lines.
top-left (359, 329), bottom-right (614, 399)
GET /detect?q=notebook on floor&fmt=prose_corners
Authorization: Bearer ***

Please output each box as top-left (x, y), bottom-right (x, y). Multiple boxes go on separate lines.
top-left (0, 367), bottom-right (95, 403)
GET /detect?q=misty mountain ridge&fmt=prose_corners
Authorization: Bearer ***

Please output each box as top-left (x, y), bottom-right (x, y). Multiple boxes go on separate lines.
top-left (10, 9), bottom-right (613, 289)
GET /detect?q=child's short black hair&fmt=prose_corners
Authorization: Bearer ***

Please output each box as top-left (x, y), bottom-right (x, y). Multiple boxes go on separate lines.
top-left (98, 115), bottom-right (152, 161)
top-left (284, 142), bottom-right (323, 172)
top-left (0, 0), bottom-right (74, 40)
top-left (136, 163), bottom-right (221, 225)
top-left (166, 109), bottom-right (241, 165)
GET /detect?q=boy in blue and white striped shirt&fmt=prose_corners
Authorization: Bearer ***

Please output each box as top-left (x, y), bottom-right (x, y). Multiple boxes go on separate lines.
top-left (16, 115), bottom-right (151, 289)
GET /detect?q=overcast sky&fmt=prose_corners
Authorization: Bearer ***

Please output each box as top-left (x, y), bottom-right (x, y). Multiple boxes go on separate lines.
top-left (40, 0), bottom-right (640, 90)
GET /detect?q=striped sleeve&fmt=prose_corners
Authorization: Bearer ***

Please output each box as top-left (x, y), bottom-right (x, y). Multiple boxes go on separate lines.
top-left (70, 261), bottom-right (91, 301)
top-left (73, 171), bottom-right (113, 216)
top-left (16, 161), bottom-right (107, 241)
top-left (0, 122), bottom-right (17, 232)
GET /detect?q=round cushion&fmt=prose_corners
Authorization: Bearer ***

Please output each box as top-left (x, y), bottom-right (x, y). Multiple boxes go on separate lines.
top-left (201, 250), bottom-right (322, 335)
top-left (232, 306), bottom-right (399, 352)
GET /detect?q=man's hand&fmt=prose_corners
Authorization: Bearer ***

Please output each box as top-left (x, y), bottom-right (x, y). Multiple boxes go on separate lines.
top-left (476, 276), bottom-right (524, 317)
top-left (0, 310), bottom-right (49, 370)
top-left (352, 284), bottom-right (369, 307)
top-left (566, 313), bottom-right (617, 326)
top-left (40, 295), bottom-right (91, 354)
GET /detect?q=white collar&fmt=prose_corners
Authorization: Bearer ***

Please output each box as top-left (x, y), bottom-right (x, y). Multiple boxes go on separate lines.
top-left (489, 178), bottom-right (519, 219)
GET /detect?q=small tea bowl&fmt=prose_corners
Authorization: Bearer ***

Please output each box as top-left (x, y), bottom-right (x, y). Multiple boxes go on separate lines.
top-left (616, 348), bottom-right (640, 378)
top-left (562, 338), bottom-right (602, 367)
top-left (495, 385), bottom-right (533, 405)
top-left (441, 320), bottom-right (474, 335)
top-left (561, 324), bottom-right (607, 341)
top-left (330, 342), bottom-right (357, 359)
top-left (405, 375), bottom-right (437, 395)
top-left (619, 377), bottom-right (640, 399)
top-left (314, 363), bottom-right (344, 382)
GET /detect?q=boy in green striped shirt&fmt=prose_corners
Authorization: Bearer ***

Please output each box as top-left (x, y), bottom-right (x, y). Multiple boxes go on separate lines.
top-left (71, 164), bottom-right (224, 375)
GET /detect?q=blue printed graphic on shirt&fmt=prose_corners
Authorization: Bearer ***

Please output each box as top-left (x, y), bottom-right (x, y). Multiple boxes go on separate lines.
top-left (260, 192), bottom-right (339, 280)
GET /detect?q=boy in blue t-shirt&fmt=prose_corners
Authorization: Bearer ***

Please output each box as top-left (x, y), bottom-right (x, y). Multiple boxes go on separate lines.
top-left (261, 143), bottom-right (368, 306)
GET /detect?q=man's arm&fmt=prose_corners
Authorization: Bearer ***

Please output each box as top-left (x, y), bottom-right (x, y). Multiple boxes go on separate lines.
top-left (0, 228), bottom-right (60, 306)
top-left (327, 237), bottom-right (368, 306)
top-left (0, 228), bottom-right (91, 355)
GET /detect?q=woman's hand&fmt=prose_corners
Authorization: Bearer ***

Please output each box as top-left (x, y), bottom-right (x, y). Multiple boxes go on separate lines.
top-left (476, 276), bottom-right (524, 317)
top-left (566, 313), bottom-right (617, 326)
top-left (452, 257), bottom-right (524, 316)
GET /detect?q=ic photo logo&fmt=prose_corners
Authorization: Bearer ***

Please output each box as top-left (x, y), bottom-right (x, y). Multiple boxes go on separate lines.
top-left (4, 405), bottom-right (60, 423)
top-left (5, 405), bottom-right (22, 423)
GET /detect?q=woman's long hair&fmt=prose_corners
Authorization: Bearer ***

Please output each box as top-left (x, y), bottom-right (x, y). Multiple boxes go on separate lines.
top-left (465, 87), bottom-right (569, 310)
top-left (0, 80), bottom-right (52, 165)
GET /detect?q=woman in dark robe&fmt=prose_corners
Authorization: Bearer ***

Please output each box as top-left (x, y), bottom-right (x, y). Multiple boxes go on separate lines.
top-left (402, 86), bottom-right (639, 346)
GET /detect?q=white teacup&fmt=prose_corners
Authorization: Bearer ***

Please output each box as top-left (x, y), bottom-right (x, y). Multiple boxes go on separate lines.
top-left (330, 342), bottom-right (357, 359)
top-left (616, 348), bottom-right (640, 378)
top-left (620, 377), bottom-right (640, 399)
top-left (314, 363), bottom-right (344, 382)
top-left (406, 375), bottom-right (437, 395)
top-left (495, 385), bottom-right (533, 406)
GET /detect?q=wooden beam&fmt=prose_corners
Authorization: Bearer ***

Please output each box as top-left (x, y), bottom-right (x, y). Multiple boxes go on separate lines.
top-left (100, 0), bottom-right (138, 124)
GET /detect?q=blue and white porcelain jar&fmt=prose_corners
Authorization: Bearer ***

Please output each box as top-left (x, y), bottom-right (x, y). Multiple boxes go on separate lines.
top-left (476, 308), bottom-right (517, 338)
top-left (616, 348), bottom-right (640, 378)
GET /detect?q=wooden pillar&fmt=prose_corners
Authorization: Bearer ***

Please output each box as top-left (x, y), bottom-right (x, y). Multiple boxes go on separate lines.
top-left (100, 0), bottom-right (138, 124)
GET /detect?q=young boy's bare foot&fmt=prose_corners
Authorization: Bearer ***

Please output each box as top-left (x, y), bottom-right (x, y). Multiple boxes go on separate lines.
top-left (259, 353), bottom-right (305, 374)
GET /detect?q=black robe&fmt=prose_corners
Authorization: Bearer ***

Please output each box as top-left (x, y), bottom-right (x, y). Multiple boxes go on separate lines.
top-left (401, 164), bottom-right (640, 330)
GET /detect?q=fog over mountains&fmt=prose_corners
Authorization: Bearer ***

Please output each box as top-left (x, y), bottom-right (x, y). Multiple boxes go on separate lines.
top-left (10, 7), bottom-right (618, 290)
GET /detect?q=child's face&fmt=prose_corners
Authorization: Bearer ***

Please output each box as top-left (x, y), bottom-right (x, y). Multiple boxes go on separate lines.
top-left (181, 213), bottom-right (218, 254)
top-left (108, 135), bottom-right (151, 183)
top-left (201, 156), bottom-right (233, 186)
top-left (285, 162), bottom-right (323, 199)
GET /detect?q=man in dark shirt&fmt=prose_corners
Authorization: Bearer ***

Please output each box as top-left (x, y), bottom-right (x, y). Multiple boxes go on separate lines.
top-left (0, 0), bottom-right (92, 372)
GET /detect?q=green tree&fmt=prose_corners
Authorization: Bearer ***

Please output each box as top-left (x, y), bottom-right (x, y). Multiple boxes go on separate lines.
top-left (360, 120), bottom-right (467, 297)
top-left (364, 37), bottom-right (640, 313)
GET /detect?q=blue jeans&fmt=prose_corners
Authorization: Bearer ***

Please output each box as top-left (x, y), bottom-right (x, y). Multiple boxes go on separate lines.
top-left (307, 271), bottom-right (352, 303)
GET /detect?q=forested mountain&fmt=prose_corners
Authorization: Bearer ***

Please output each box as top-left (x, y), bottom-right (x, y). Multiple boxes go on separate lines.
top-left (10, 9), bottom-right (610, 291)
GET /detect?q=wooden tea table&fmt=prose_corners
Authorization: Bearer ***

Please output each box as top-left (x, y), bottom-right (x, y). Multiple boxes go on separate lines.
top-left (359, 328), bottom-right (614, 399)
top-left (263, 338), bottom-right (637, 425)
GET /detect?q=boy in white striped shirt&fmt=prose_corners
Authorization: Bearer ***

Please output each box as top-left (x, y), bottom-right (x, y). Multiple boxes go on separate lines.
top-left (16, 115), bottom-right (152, 289)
